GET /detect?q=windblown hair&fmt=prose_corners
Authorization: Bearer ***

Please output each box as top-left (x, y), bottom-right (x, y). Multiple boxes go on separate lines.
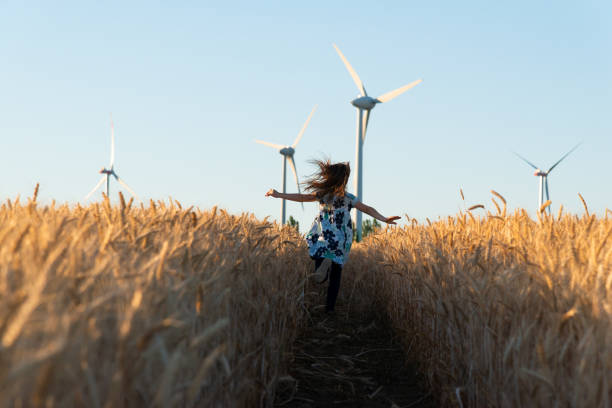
top-left (304, 159), bottom-right (351, 201)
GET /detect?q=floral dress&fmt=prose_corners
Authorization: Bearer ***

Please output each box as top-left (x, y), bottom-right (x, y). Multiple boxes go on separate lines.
top-left (306, 193), bottom-right (358, 265)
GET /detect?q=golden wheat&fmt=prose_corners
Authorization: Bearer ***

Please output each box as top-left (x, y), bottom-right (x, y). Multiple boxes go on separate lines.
top-left (0, 195), bottom-right (310, 407)
top-left (4, 187), bottom-right (611, 407)
top-left (346, 199), bottom-right (612, 407)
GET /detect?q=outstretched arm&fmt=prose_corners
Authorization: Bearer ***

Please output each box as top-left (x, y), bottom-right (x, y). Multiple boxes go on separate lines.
top-left (355, 201), bottom-right (401, 224)
top-left (265, 189), bottom-right (318, 202)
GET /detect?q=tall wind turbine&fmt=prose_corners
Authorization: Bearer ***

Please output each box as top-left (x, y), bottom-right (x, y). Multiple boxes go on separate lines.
top-left (333, 43), bottom-right (422, 241)
top-left (84, 115), bottom-right (139, 202)
top-left (256, 105), bottom-right (317, 225)
top-left (514, 143), bottom-right (581, 214)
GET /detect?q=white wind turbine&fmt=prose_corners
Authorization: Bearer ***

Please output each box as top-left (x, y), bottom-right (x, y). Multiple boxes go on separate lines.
top-left (256, 105), bottom-right (317, 225)
top-left (514, 142), bottom-right (581, 214)
top-left (84, 115), bottom-right (140, 202)
top-left (333, 43), bottom-right (422, 241)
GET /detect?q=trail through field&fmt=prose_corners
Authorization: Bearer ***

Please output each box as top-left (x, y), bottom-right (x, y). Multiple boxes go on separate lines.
top-left (274, 301), bottom-right (435, 408)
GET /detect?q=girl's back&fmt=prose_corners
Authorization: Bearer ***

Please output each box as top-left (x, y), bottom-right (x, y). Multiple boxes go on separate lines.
top-left (306, 193), bottom-right (357, 265)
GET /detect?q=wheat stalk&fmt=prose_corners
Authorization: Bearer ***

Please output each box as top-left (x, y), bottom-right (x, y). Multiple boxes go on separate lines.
top-left (539, 200), bottom-right (552, 214)
top-left (578, 193), bottom-right (589, 217)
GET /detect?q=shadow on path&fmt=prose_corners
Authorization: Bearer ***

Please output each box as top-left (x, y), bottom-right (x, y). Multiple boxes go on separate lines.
top-left (275, 303), bottom-right (436, 408)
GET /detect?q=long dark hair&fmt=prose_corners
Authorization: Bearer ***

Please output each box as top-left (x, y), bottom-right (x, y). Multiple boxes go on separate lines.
top-left (303, 159), bottom-right (351, 200)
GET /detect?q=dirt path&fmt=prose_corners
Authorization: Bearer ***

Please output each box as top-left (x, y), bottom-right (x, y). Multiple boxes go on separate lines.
top-left (274, 301), bottom-right (435, 408)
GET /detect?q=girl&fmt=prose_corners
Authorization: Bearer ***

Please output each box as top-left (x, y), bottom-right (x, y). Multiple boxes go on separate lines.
top-left (266, 159), bottom-right (400, 313)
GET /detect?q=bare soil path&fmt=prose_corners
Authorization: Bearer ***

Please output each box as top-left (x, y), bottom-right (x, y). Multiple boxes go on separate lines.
top-left (274, 302), bottom-right (436, 408)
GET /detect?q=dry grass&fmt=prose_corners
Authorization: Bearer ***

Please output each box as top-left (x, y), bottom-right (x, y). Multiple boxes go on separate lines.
top-left (347, 194), bottom-right (612, 407)
top-left (0, 191), bottom-right (310, 407)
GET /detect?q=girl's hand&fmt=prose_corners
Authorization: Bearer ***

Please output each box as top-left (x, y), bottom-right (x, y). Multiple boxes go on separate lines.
top-left (266, 189), bottom-right (279, 198)
top-left (384, 216), bottom-right (401, 225)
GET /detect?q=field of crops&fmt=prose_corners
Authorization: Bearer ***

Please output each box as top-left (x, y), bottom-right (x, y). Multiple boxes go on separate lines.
top-left (1, 189), bottom-right (611, 407)
top-left (347, 195), bottom-right (612, 407)
top-left (0, 191), bottom-right (311, 407)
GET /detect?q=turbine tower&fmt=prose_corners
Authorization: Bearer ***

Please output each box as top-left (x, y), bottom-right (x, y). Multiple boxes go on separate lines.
top-left (514, 143), bottom-right (581, 214)
top-left (256, 105), bottom-right (317, 225)
top-left (333, 43), bottom-right (422, 241)
top-left (84, 115), bottom-right (139, 202)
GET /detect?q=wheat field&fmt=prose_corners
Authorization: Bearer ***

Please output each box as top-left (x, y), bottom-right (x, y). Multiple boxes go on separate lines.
top-left (0, 190), bottom-right (311, 407)
top-left (347, 193), bottom-right (612, 407)
top-left (1, 188), bottom-right (611, 407)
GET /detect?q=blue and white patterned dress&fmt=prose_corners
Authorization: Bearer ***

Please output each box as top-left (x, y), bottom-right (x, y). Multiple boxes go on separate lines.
top-left (306, 193), bottom-right (358, 265)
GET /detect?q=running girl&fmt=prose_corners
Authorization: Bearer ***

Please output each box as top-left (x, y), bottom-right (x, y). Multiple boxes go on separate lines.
top-left (265, 159), bottom-right (400, 313)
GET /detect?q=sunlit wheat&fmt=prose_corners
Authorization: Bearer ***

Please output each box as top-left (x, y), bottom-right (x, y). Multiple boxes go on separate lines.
top-left (0, 191), bottom-right (310, 407)
top-left (346, 192), bottom-right (612, 407)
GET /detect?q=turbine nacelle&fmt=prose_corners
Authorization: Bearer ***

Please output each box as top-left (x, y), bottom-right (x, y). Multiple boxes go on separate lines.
top-left (99, 167), bottom-right (113, 175)
top-left (534, 170), bottom-right (547, 177)
top-left (351, 96), bottom-right (378, 110)
top-left (279, 147), bottom-right (295, 156)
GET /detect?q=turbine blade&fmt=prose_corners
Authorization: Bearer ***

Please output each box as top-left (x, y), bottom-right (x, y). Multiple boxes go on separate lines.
top-left (545, 177), bottom-right (550, 201)
top-left (362, 109), bottom-right (370, 143)
top-left (547, 142), bottom-right (582, 173)
top-left (376, 79), bottom-right (423, 103)
top-left (110, 114), bottom-right (115, 168)
top-left (513, 152), bottom-right (539, 170)
top-left (288, 156), bottom-right (304, 210)
top-left (292, 105), bottom-right (317, 148)
top-left (332, 44), bottom-right (366, 96)
top-left (84, 176), bottom-right (106, 200)
top-left (255, 140), bottom-right (284, 150)
top-left (113, 174), bottom-right (140, 201)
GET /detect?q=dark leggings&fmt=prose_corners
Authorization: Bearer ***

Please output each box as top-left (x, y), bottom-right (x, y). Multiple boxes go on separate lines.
top-left (314, 258), bottom-right (343, 312)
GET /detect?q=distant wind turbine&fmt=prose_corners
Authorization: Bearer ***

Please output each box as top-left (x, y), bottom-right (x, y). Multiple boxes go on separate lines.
top-left (514, 143), bottom-right (581, 214)
top-left (84, 115), bottom-right (139, 202)
top-left (256, 105), bottom-right (317, 225)
top-left (333, 43), bottom-right (422, 241)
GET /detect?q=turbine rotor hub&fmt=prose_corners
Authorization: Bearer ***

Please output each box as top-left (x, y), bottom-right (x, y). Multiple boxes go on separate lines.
top-left (280, 147), bottom-right (294, 156)
top-left (99, 168), bottom-right (115, 176)
top-left (351, 96), bottom-right (377, 110)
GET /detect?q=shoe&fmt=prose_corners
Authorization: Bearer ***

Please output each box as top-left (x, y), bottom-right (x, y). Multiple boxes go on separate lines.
top-left (314, 258), bottom-right (331, 284)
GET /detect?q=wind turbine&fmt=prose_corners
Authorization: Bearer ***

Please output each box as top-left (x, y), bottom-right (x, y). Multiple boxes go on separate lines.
top-left (333, 43), bottom-right (422, 241)
top-left (256, 105), bottom-right (317, 225)
top-left (514, 143), bottom-right (581, 214)
top-left (84, 115), bottom-right (139, 202)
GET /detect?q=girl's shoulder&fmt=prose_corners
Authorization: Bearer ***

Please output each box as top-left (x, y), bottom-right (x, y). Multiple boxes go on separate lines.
top-left (342, 193), bottom-right (357, 206)
top-left (317, 192), bottom-right (331, 204)
top-left (344, 192), bottom-right (357, 201)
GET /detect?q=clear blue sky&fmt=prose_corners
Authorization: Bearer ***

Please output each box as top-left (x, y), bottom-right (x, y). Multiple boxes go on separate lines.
top-left (1, 1), bottom-right (610, 231)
